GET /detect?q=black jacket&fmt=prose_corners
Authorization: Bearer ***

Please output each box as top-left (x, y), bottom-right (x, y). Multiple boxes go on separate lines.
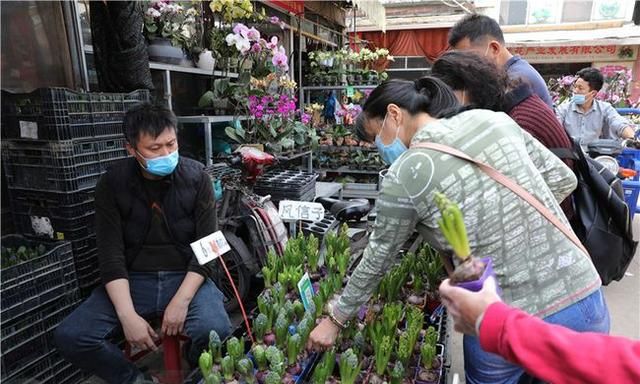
top-left (96, 156), bottom-right (217, 283)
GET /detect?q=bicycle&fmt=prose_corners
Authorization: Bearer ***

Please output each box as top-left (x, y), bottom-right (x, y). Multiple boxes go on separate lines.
top-left (204, 148), bottom-right (288, 311)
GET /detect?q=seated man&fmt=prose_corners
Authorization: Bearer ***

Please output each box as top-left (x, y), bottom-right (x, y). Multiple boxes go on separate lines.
top-left (55, 104), bottom-right (231, 384)
top-left (556, 67), bottom-right (635, 145)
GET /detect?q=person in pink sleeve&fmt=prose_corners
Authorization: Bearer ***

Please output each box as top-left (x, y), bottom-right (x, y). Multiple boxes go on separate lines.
top-left (439, 277), bottom-right (640, 384)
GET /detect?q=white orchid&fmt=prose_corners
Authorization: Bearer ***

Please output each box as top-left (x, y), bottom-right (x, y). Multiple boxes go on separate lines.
top-left (226, 33), bottom-right (251, 54)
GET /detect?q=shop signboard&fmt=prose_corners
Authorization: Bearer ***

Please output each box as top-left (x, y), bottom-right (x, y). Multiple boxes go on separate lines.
top-left (509, 45), bottom-right (638, 63)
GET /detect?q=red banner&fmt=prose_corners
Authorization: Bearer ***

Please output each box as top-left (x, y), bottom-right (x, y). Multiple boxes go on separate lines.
top-left (266, 1), bottom-right (304, 15)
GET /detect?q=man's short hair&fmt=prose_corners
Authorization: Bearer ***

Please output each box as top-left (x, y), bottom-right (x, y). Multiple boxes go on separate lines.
top-left (576, 67), bottom-right (604, 92)
top-left (122, 103), bottom-right (177, 147)
top-left (448, 14), bottom-right (505, 47)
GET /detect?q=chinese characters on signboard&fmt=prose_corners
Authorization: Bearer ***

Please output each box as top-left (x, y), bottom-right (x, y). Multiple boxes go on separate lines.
top-left (278, 200), bottom-right (325, 222)
top-left (509, 45), bottom-right (637, 63)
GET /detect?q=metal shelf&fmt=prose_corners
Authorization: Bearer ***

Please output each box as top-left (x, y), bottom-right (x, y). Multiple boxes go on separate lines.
top-left (176, 115), bottom-right (248, 166)
top-left (301, 85), bottom-right (378, 91)
top-left (316, 166), bottom-right (383, 175)
top-left (149, 61), bottom-right (238, 78)
top-left (318, 145), bottom-right (377, 153)
top-left (177, 115), bottom-right (247, 124)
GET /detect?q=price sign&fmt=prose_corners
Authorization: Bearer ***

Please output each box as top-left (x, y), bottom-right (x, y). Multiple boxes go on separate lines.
top-left (297, 272), bottom-right (314, 312)
top-left (190, 231), bottom-right (231, 265)
top-left (278, 200), bottom-right (325, 222)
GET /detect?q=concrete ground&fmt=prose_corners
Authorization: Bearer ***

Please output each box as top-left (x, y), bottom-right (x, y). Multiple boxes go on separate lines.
top-left (447, 217), bottom-right (640, 383)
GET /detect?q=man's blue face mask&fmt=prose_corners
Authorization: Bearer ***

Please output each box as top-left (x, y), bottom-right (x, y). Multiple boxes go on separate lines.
top-left (375, 113), bottom-right (407, 165)
top-left (137, 149), bottom-right (179, 177)
top-left (571, 93), bottom-right (586, 105)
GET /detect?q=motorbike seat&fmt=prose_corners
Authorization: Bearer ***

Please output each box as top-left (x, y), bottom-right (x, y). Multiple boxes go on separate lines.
top-left (315, 197), bottom-right (371, 222)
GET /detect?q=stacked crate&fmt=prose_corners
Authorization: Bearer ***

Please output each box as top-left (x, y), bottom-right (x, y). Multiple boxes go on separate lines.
top-left (0, 235), bottom-right (81, 383)
top-left (2, 87), bottom-right (150, 297)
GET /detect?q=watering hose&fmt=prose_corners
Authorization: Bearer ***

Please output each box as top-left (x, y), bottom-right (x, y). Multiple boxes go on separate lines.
top-left (218, 254), bottom-right (255, 344)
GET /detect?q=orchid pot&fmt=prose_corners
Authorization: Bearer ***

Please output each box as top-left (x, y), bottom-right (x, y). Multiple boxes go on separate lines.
top-left (197, 49), bottom-right (217, 71)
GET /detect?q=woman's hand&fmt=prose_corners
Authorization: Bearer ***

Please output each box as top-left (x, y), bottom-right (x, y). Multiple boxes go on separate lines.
top-left (438, 276), bottom-right (501, 336)
top-left (306, 318), bottom-right (341, 351)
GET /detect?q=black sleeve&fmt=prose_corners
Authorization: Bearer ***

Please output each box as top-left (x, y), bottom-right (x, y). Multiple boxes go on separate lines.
top-left (95, 174), bottom-right (129, 284)
top-left (187, 170), bottom-right (218, 276)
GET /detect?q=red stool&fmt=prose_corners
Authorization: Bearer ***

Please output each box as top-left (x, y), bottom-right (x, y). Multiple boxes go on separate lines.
top-left (124, 334), bottom-right (189, 384)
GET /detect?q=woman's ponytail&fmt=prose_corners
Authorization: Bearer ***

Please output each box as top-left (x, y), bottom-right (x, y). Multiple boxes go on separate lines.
top-left (413, 77), bottom-right (461, 118)
top-left (361, 77), bottom-right (459, 121)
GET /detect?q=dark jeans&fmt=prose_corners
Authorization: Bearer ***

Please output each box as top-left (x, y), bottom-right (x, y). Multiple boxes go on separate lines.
top-left (54, 272), bottom-right (232, 384)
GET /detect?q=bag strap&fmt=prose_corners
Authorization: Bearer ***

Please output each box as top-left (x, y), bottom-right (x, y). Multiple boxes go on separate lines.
top-left (411, 142), bottom-right (589, 256)
top-left (549, 147), bottom-right (578, 160)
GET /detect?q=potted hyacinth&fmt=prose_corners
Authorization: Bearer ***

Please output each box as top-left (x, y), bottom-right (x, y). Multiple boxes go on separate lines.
top-left (143, 1), bottom-right (199, 65)
top-left (434, 192), bottom-right (497, 291)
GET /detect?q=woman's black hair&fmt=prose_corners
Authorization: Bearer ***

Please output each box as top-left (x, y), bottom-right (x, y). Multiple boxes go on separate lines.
top-left (431, 50), bottom-right (507, 112)
top-left (355, 77), bottom-right (459, 141)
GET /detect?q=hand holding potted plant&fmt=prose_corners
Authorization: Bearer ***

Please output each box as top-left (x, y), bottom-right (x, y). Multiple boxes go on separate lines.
top-left (434, 192), bottom-right (496, 291)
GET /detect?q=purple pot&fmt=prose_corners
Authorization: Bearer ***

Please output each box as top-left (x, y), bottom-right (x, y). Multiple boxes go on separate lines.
top-left (455, 257), bottom-right (496, 292)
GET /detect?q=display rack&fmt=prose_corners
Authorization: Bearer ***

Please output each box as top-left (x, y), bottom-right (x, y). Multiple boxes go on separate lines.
top-left (300, 85), bottom-right (378, 109)
top-left (176, 115), bottom-right (247, 166)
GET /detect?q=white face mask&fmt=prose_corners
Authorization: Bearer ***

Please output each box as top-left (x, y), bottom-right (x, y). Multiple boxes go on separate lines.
top-left (484, 44), bottom-right (490, 57)
top-left (462, 89), bottom-right (467, 105)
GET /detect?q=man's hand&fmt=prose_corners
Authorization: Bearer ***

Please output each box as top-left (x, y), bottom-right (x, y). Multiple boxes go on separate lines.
top-left (121, 312), bottom-right (158, 351)
top-left (162, 297), bottom-right (189, 336)
top-left (622, 126), bottom-right (636, 140)
top-left (306, 318), bottom-right (340, 351)
top-left (438, 277), bottom-right (501, 336)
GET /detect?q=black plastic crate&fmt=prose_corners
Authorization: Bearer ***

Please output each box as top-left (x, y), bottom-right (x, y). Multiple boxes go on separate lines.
top-left (74, 248), bottom-right (98, 272)
top-left (11, 194), bottom-right (95, 221)
top-left (3, 156), bottom-right (125, 193)
top-left (4, 162), bottom-right (102, 193)
top-left (2, 88), bottom-right (149, 141)
top-left (301, 211), bottom-right (339, 240)
top-left (13, 211), bottom-right (95, 241)
top-left (255, 169), bottom-right (317, 193)
top-left (2, 348), bottom-right (55, 383)
top-left (2, 136), bottom-right (127, 169)
top-left (1, 272), bottom-right (79, 325)
top-left (7, 187), bottom-right (94, 207)
top-left (1, 235), bottom-right (73, 284)
top-left (1, 289), bottom-right (79, 353)
top-left (0, 330), bottom-right (49, 380)
top-left (70, 235), bottom-right (97, 255)
top-left (52, 361), bottom-right (84, 384)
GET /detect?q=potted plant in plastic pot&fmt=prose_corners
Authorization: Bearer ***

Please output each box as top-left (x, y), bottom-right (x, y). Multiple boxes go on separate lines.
top-left (143, 1), bottom-right (199, 66)
top-left (434, 192), bottom-right (496, 291)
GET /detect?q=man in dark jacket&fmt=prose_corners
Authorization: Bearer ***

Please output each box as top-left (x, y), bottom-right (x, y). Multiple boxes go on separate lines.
top-left (55, 104), bottom-right (231, 384)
